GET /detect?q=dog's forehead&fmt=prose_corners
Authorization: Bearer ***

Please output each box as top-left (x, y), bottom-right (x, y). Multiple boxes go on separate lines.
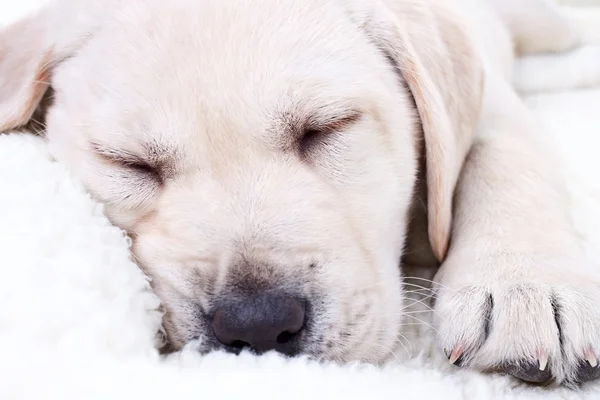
top-left (97, 0), bottom-right (373, 108)
top-left (62, 0), bottom-right (388, 163)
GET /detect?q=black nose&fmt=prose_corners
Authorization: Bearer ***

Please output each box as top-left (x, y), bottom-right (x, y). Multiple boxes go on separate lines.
top-left (211, 293), bottom-right (306, 356)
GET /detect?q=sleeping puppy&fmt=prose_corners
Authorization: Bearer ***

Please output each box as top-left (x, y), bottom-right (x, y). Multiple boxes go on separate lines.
top-left (1, 0), bottom-right (600, 386)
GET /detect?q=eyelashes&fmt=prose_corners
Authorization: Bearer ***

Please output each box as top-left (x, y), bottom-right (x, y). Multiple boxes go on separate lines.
top-left (298, 112), bottom-right (362, 157)
top-left (120, 158), bottom-right (162, 182)
top-left (90, 141), bottom-right (164, 184)
top-left (299, 127), bottom-right (327, 154)
top-left (88, 142), bottom-right (165, 210)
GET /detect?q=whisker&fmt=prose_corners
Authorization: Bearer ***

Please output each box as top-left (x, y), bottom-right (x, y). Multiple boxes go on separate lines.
top-left (402, 282), bottom-right (437, 292)
top-left (402, 314), bottom-right (439, 335)
top-left (416, 194), bottom-right (427, 212)
top-left (28, 125), bottom-right (44, 136)
top-left (401, 302), bottom-right (433, 312)
top-left (394, 333), bottom-right (413, 359)
top-left (387, 347), bottom-right (402, 363)
top-left (401, 295), bottom-right (435, 311)
top-left (402, 281), bottom-right (432, 288)
top-left (30, 117), bottom-right (46, 127)
top-left (402, 288), bottom-right (436, 297)
top-left (403, 276), bottom-right (449, 290)
top-left (402, 309), bottom-right (434, 315)
top-left (403, 290), bottom-right (435, 298)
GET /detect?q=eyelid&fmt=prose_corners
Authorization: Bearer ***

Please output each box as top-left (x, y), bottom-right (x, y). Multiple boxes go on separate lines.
top-left (90, 142), bottom-right (152, 167)
top-left (297, 110), bottom-right (362, 157)
top-left (306, 110), bottom-right (362, 134)
top-left (89, 142), bottom-right (164, 186)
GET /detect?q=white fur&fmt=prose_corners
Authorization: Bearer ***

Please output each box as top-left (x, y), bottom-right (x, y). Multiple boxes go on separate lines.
top-left (515, 46), bottom-right (600, 93)
top-left (415, 0), bottom-right (600, 384)
top-left (2, 55), bottom-right (600, 400)
top-left (2, 0), bottom-right (600, 393)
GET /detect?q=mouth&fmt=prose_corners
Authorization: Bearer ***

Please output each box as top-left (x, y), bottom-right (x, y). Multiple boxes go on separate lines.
top-left (148, 254), bottom-right (406, 364)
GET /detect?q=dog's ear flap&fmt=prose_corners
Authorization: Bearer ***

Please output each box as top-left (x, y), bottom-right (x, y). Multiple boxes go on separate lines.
top-left (0, 8), bottom-right (53, 132)
top-left (349, 0), bottom-right (484, 262)
top-left (0, 0), bottom-right (104, 132)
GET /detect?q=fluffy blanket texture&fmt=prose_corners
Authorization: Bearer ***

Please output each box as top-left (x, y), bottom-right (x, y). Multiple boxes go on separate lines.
top-left (2, 1), bottom-right (600, 399)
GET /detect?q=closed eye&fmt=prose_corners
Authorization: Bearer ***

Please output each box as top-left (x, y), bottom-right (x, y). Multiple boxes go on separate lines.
top-left (90, 142), bottom-right (163, 184)
top-left (299, 111), bottom-right (362, 156)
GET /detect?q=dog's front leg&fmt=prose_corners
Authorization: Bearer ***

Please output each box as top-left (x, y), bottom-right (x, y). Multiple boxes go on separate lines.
top-left (431, 74), bottom-right (600, 385)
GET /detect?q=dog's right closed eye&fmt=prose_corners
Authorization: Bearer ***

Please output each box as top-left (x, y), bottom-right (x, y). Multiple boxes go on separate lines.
top-left (90, 141), bottom-right (164, 184)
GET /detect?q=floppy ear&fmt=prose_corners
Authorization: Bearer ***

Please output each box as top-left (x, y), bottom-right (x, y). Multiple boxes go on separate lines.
top-left (0, 0), bottom-right (105, 132)
top-left (348, 0), bottom-right (484, 262)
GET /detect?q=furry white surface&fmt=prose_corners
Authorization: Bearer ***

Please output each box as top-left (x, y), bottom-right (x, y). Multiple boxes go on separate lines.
top-left (2, 2), bottom-right (600, 399)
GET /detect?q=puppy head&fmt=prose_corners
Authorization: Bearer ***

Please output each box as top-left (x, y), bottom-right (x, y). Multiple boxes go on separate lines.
top-left (0, 0), bottom-right (482, 362)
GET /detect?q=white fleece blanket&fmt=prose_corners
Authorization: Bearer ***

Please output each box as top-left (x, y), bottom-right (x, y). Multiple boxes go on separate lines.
top-left (2, 1), bottom-right (600, 399)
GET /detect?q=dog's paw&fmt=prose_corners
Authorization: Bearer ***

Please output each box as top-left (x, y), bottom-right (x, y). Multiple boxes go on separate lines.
top-left (432, 253), bottom-right (600, 386)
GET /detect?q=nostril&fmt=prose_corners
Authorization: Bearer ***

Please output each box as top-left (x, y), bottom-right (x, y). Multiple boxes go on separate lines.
top-left (229, 340), bottom-right (249, 350)
top-left (276, 329), bottom-right (300, 344)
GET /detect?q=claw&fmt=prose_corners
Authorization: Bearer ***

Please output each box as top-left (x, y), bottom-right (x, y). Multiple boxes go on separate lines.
top-left (585, 347), bottom-right (598, 368)
top-left (537, 349), bottom-right (548, 371)
top-left (502, 360), bottom-right (552, 384)
top-left (449, 345), bottom-right (464, 365)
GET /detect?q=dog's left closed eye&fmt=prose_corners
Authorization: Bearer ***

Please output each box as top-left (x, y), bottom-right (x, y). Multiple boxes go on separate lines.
top-left (298, 111), bottom-right (362, 156)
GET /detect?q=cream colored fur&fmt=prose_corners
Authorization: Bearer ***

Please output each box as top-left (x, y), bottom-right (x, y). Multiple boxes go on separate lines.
top-left (1, 0), bottom-right (599, 386)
